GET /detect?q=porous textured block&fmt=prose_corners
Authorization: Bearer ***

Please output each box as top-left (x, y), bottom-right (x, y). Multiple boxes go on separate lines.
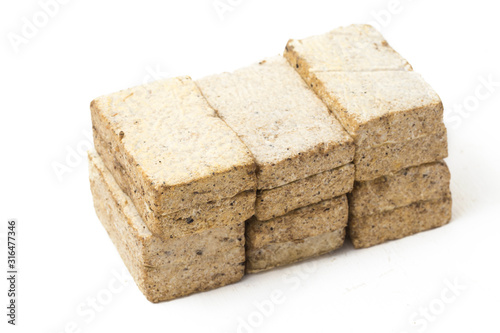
top-left (93, 134), bottom-right (255, 239)
top-left (301, 70), bottom-right (445, 148)
top-left (349, 161), bottom-right (451, 217)
top-left (90, 76), bottom-right (257, 222)
top-left (196, 56), bottom-right (354, 190)
top-left (246, 229), bottom-right (345, 274)
top-left (88, 150), bottom-right (245, 302)
top-left (353, 125), bottom-right (448, 181)
top-left (246, 195), bottom-right (348, 273)
top-left (284, 24), bottom-right (412, 73)
top-left (349, 195), bottom-right (452, 249)
top-left (284, 26), bottom-right (448, 174)
top-left (255, 163), bottom-right (354, 220)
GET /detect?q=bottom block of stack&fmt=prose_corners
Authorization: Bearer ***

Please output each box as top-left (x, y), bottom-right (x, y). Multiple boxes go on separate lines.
top-left (246, 196), bottom-right (348, 273)
top-left (348, 161), bottom-right (452, 248)
top-left (88, 150), bottom-right (247, 302)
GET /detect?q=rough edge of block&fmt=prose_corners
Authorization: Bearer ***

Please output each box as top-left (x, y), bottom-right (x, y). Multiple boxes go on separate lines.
top-left (255, 163), bottom-right (354, 220)
top-left (349, 194), bottom-right (452, 249)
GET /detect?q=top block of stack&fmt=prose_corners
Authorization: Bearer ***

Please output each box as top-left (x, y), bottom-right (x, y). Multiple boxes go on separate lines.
top-left (196, 57), bottom-right (354, 190)
top-left (284, 24), bottom-right (448, 180)
top-left (90, 77), bottom-right (257, 238)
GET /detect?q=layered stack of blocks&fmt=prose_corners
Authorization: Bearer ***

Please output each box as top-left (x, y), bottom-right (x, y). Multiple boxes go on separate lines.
top-left (88, 24), bottom-right (452, 302)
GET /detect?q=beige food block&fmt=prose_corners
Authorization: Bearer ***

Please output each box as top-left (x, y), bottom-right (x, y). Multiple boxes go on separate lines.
top-left (349, 161), bottom-right (451, 217)
top-left (255, 163), bottom-right (354, 220)
top-left (353, 125), bottom-right (448, 181)
top-left (196, 56), bottom-right (354, 190)
top-left (246, 196), bottom-right (348, 273)
top-left (90, 76), bottom-right (257, 222)
top-left (304, 71), bottom-right (445, 148)
top-left (88, 150), bottom-right (245, 302)
top-left (349, 195), bottom-right (452, 249)
top-left (247, 229), bottom-right (345, 274)
top-left (284, 24), bottom-right (412, 72)
top-left (92, 136), bottom-right (255, 239)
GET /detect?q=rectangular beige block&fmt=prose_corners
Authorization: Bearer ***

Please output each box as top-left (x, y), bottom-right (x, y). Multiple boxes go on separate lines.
top-left (300, 70), bottom-right (445, 148)
top-left (353, 126), bottom-right (448, 181)
top-left (284, 24), bottom-right (412, 73)
top-left (349, 195), bottom-right (452, 249)
top-left (246, 196), bottom-right (348, 273)
top-left (246, 229), bottom-right (345, 274)
top-left (255, 163), bottom-right (354, 220)
top-left (90, 76), bottom-right (257, 228)
top-left (88, 149), bottom-right (245, 302)
top-left (349, 160), bottom-right (451, 217)
top-left (196, 56), bottom-right (354, 190)
top-left (91, 140), bottom-right (255, 239)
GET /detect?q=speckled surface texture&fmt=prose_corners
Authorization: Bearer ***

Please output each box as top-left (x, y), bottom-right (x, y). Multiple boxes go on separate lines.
top-left (90, 76), bottom-right (257, 220)
top-left (196, 56), bottom-right (354, 190)
top-left (300, 70), bottom-right (445, 149)
top-left (354, 125), bottom-right (448, 181)
top-left (246, 195), bottom-right (348, 273)
top-left (255, 163), bottom-right (354, 220)
top-left (349, 195), bottom-right (452, 249)
top-left (88, 150), bottom-right (245, 302)
top-left (93, 135), bottom-right (255, 239)
top-left (349, 161), bottom-right (451, 217)
top-left (246, 228), bottom-right (345, 273)
top-left (284, 24), bottom-right (412, 73)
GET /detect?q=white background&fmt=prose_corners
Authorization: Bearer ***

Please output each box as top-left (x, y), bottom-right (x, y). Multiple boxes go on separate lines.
top-left (1, 0), bottom-right (499, 332)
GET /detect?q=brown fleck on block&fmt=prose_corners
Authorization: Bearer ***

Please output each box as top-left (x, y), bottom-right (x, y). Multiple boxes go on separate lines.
top-left (88, 150), bottom-right (245, 302)
top-left (246, 196), bottom-right (348, 273)
top-left (255, 163), bottom-right (354, 220)
top-left (92, 134), bottom-right (255, 239)
top-left (349, 195), bottom-right (452, 249)
top-left (196, 56), bottom-right (354, 190)
top-left (90, 77), bottom-right (257, 230)
top-left (353, 125), bottom-right (448, 181)
top-left (349, 161), bottom-right (451, 217)
top-left (284, 24), bottom-right (412, 73)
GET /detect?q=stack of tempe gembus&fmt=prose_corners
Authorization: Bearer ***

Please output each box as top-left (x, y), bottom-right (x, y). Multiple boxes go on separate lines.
top-left (284, 24), bottom-right (452, 248)
top-left (196, 57), bottom-right (355, 273)
top-left (88, 24), bottom-right (453, 303)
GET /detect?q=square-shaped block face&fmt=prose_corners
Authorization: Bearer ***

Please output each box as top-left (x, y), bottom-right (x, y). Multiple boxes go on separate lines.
top-left (284, 24), bottom-right (412, 73)
top-left (311, 71), bottom-right (444, 148)
top-left (91, 76), bottom-right (257, 217)
top-left (88, 150), bottom-right (246, 302)
top-left (196, 56), bottom-right (354, 190)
